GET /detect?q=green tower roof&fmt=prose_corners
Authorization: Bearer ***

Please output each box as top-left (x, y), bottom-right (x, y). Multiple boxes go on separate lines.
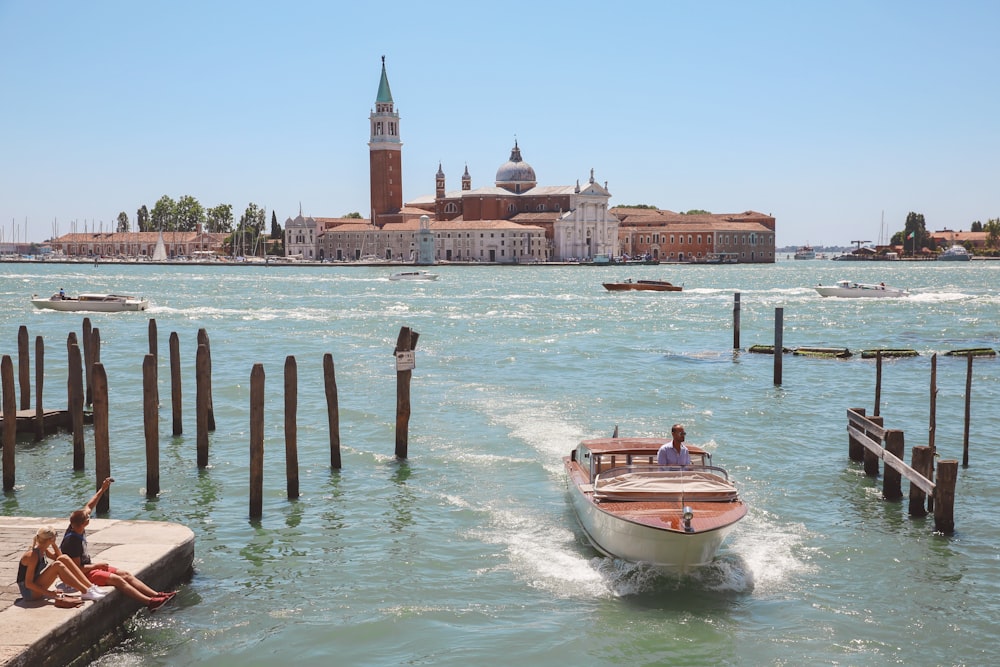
top-left (376, 56), bottom-right (393, 104)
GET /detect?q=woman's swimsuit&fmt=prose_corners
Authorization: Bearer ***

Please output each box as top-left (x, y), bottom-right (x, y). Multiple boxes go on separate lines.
top-left (16, 547), bottom-right (48, 601)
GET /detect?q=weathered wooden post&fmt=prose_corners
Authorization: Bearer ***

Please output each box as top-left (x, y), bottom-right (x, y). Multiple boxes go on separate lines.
top-left (68, 340), bottom-right (85, 470)
top-left (394, 327), bottom-right (419, 459)
top-left (933, 459), bottom-right (957, 534)
top-left (92, 363), bottom-right (111, 514)
top-left (2, 355), bottom-right (16, 491)
top-left (324, 353), bottom-right (341, 469)
top-left (148, 319), bottom-right (159, 408)
top-left (83, 319), bottom-right (93, 406)
top-left (249, 363), bottom-right (265, 520)
top-left (909, 445), bottom-right (932, 517)
top-left (848, 407), bottom-right (865, 462)
top-left (284, 356), bottom-right (299, 499)
top-left (34, 336), bottom-right (44, 442)
top-left (874, 350), bottom-right (882, 417)
top-left (863, 415), bottom-right (883, 477)
top-left (169, 332), bottom-right (182, 436)
top-left (927, 354), bottom-right (937, 512)
top-left (18, 325), bottom-right (30, 410)
top-left (773, 308), bottom-right (783, 385)
top-left (90, 328), bottom-right (101, 410)
top-left (197, 329), bottom-right (216, 431)
top-left (883, 429), bottom-right (904, 500)
top-left (143, 354), bottom-right (159, 498)
top-left (732, 292), bottom-right (741, 350)
top-left (196, 343), bottom-right (210, 468)
top-left (962, 354), bottom-right (972, 467)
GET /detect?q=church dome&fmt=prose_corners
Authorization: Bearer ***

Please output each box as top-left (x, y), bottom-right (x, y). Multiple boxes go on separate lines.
top-left (495, 140), bottom-right (537, 191)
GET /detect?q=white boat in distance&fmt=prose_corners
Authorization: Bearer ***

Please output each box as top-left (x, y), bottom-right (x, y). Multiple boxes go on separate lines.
top-left (31, 293), bottom-right (149, 312)
top-left (564, 436), bottom-right (747, 572)
top-left (793, 245), bottom-right (816, 260)
top-left (390, 271), bottom-right (439, 281)
top-left (937, 245), bottom-right (972, 261)
top-left (814, 280), bottom-right (909, 298)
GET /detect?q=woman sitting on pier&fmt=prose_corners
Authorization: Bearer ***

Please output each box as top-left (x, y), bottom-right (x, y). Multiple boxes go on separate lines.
top-left (17, 526), bottom-right (106, 603)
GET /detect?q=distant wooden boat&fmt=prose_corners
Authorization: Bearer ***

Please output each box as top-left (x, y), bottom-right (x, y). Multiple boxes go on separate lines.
top-left (31, 293), bottom-right (149, 312)
top-left (603, 279), bottom-right (682, 292)
top-left (564, 436), bottom-right (746, 571)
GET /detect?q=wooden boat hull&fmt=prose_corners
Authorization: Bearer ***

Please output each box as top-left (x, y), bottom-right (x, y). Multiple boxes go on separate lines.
top-left (602, 281), bottom-right (682, 292)
top-left (31, 294), bottom-right (148, 312)
top-left (564, 437), bottom-right (746, 572)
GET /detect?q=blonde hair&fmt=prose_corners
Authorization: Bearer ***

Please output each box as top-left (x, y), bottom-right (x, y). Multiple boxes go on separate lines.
top-left (33, 525), bottom-right (57, 549)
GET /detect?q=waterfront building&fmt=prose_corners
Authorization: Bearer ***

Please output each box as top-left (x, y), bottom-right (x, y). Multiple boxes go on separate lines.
top-left (46, 229), bottom-right (226, 259)
top-left (613, 208), bottom-right (776, 263)
top-left (284, 207), bottom-right (319, 260)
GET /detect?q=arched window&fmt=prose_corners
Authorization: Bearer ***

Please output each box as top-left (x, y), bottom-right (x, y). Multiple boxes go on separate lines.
top-left (508, 204), bottom-right (517, 214)
top-left (444, 203), bottom-right (457, 214)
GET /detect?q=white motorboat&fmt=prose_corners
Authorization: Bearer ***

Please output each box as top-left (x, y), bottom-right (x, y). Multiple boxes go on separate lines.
top-left (564, 436), bottom-right (746, 572)
top-left (31, 293), bottom-right (149, 312)
top-left (390, 271), bottom-right (438, 281)
top-left (814, 280), bottom-right (909, 298)
top-left (937, 245), bottom-right (971, 261)
top-left (793, 245), bottom-right (816, 260)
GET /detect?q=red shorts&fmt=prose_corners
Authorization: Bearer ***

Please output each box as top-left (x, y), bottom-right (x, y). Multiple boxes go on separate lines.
top-left (87, 566), bottom-right (118, 585)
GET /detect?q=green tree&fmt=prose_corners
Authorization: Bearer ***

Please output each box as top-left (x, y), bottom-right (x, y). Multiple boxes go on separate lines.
top-left (343, 211), bottom-right (363, 219)
top-left (270, 210), bottom-right (282, 239)
top-left (206, 204), bottom-right (233, 234)
top-left (136, 205), bottom-right (151, 232)
top-left (984, 218), bottom-right (1000, 250)
top-left (682, 209), bottom-right (711, 215)
top-left (235, 203), bottom-right (266, 256)
top-left (613, 204), bottom-right (658, 210)
top-left (150, 195), bottom-right (177, 231)
top-left (175, 195), bottom-right (205, 232)
top-left (116, 211), bottom-right (130, 233)
top-left (902, 212), bottom-right (928, 255)
top-left (971, 220), bottom-right (983, 232)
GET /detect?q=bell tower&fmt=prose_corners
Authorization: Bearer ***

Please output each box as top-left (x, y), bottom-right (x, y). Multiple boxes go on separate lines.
top-left (369, 56), bottom-right (402, 227)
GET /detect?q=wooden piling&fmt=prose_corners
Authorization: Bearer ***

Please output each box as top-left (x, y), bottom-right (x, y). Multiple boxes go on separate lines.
top-left (874, 350), bottom-right (882, 417)
top-left (143, 354), bottom-right (159, 498)
top-left (882, 429), bottom-right (904, 500)
top-left (927, 354), bottom-right (937, 512)
top-left (169, 332), bottom-right (182, 436)
top-left (394, 327), bottom-right (419, 459)
top-left (908, 445), bottom-right (932, 517)
top-left (83, 319), bottom-right (93, 407)
top-left (863, 415), bottom-right (883, 477)
top-left (34, 336), bottom-right (44, 442)
top-left (18, 326), bottom-right (30, 410)
top-left (848, 407), bottom-right (866, 462)
top-left (148, 319), bottom-right (159, 408)
top-left (284, 356), bottom-right (299, 499)
top-left (68, 341), bottom-right (85, 470)
top-left (197, 329), bottom-right (216, 431)
top-left (196, 343), bottom-right (210, 468)
top-left (90, 328), bottom-right (101, 410)
top-left (933, 459), bottom-right (957, 534)
top-left (2, 356), bottom-right (16, 491)
top-left (92, 363), bottom-right (111, 514)
top-left (249, 363), bottom-right (264, 520)
top-left (963, 354), bottom-right (972, 467)
top-left (773, 308), bottom-right (783, 385)
top-left (732, 292), bottom-right (741, 350)
top-left (324, 353), bottom-right (341, 469)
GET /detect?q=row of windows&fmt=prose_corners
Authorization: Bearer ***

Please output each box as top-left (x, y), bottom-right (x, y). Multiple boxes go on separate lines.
top-left (626, 234), bottom-right (771, 246)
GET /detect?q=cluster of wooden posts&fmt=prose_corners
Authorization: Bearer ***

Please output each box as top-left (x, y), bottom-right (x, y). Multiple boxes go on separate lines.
top-left (1, 319), bottom-right (420, 521)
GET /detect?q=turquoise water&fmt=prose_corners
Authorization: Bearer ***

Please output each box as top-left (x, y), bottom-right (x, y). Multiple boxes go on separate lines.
top-left (2, 260), bottom-right (998, 666)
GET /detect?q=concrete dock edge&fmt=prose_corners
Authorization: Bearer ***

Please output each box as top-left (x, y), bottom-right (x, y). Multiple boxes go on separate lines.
top-left (0, 516), bottom-right (195, 667)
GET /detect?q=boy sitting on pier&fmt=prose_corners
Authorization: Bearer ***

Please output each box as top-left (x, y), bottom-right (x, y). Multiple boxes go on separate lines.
top-left (60, 477), bottom-right (176, 611)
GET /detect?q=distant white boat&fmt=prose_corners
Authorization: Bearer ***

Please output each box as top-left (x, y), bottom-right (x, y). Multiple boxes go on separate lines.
top-left (937, 245), bottom-right (971, 261)
top-left (793, 245), bottom-right (816, 260)
top-left (32, 293), bottom-right (149, 312)
top-left (390, 271), bottom-right (438, 281)
top-left (814, 280), bottom-right (909, 298)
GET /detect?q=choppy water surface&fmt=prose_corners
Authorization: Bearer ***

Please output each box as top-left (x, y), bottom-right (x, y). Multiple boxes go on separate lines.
top-left (2, 260), bottom-right (998, 666)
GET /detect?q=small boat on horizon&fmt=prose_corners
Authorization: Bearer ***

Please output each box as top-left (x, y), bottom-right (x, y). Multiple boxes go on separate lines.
top-left (31, 292), bottom-right (149, 312)
top-left (390, 270), bottom-right (439, 281)
top-left (937, 245), bottom-right (971, 261)
top-left (793, 245), bottom-right (816, 260)
top-left (602, 279), bottom-right (682, 292)
top-left (564, 435), bottom-right (746, 572)
top-left (814, 280), bottom-right (909, 298)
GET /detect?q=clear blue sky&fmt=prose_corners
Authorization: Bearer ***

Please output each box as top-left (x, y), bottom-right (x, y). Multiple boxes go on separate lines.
top-left (2, 1), bottom-right (997, 247)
